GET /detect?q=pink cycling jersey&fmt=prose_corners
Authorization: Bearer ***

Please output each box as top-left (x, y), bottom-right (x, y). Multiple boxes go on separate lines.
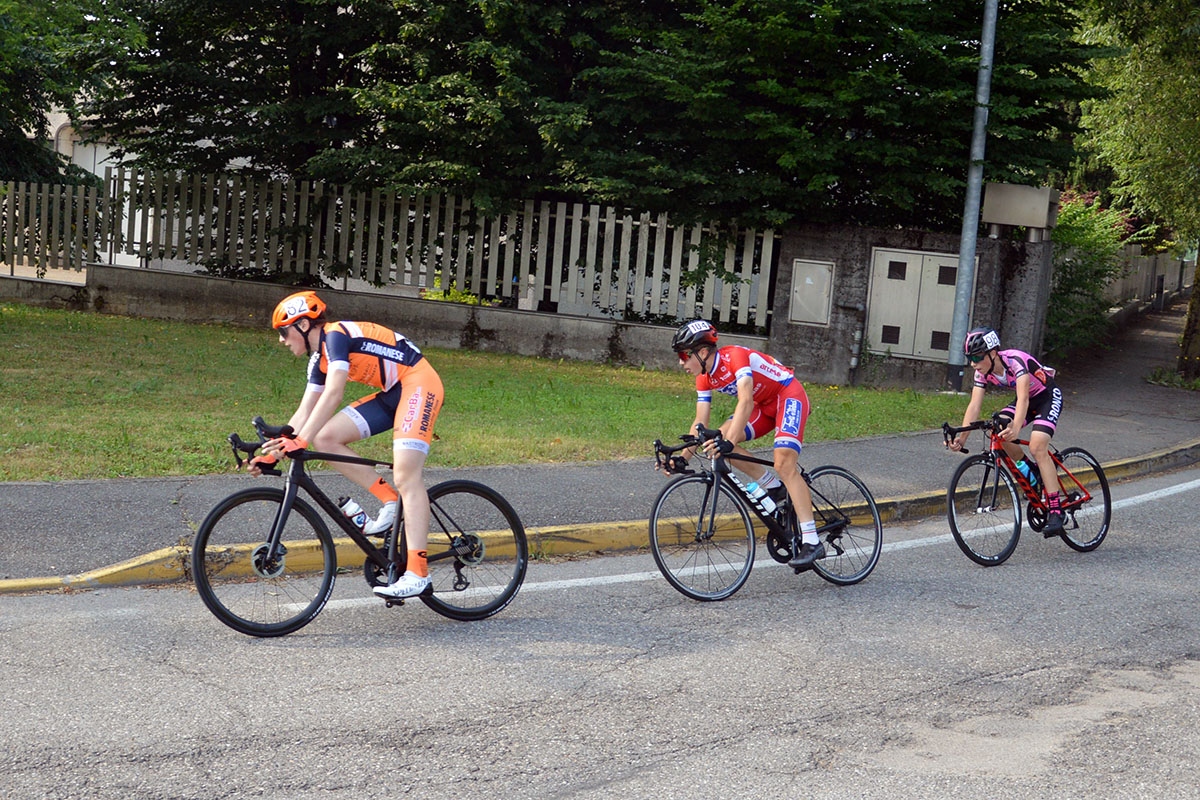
top-left (973, 349), bottom-right (1057, 396)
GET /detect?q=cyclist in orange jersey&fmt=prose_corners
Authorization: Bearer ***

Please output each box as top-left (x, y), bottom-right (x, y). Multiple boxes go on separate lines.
top-left (250, 290), bottom-right (442, 599)
top-left (662, 320), bottom-right (824, 570)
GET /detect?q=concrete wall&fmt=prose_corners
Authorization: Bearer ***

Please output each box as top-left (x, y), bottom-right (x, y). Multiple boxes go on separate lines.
top-left (768, 224), bottom-right (1047, 388)
top-left (3, 223), bottom-right (1048, 387)
top-left (47, 264), bottom-right (767, 370)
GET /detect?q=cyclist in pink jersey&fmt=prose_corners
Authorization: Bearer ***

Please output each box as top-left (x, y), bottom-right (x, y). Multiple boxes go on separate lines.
top-left (250, 291), bottom-right (443, 599)
top-left (947, 327), bottom-right (1067, 535)
top-left (662, 320), bottom-right (825, 569)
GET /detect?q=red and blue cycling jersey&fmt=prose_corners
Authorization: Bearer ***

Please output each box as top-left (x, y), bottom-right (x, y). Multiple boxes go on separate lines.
top-left (696, 346), bottom-right (810, 451)
top-left (695, 345), bottom-right (794, 402)
top-left (972, 349), bottom-right (1057, 396)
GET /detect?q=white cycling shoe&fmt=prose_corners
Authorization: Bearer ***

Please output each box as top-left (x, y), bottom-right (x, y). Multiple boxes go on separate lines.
top-left (363, 501), bottom-right (398, 535)
top-left (373, 571), bottom-right (431, 599)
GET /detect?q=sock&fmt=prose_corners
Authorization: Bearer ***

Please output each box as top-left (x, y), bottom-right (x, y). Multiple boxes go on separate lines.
top-left (369, 477), bottom-right (399, 504)
top-left (1046, 491), bottom-right (1061, 512)
top-left (408, 550), bottom-right (428, 578)
top-left (758, 469), bottom-right (782, 490)
top-left (800, 519), bottom-right (819, 545)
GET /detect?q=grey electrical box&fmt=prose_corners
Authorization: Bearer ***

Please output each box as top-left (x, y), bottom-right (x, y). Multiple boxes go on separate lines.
top-left (788, 259), bottom-right (834, 326)
top-left (866, 248), bottom-right (974, 360)
top-left (981, 184), bottom-right (1060, 230)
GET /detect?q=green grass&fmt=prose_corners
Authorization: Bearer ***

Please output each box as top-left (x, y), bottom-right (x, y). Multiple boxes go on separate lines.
top-left (1146, 366), bottom-right (1200, 391)
top-left (0, 302), bottom-right (987, 481)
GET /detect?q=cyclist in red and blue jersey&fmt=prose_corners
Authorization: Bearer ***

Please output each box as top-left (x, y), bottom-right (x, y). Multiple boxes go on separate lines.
top-left (947, 327), bottom-right (1067, 535)
top-left (662, 320), bottom-right (824, 569)
top-left (251, 291), bottom-right (442, 599)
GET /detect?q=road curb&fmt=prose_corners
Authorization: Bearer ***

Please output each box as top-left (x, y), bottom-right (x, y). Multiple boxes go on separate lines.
top-left (4, 437), bottom-right (1199, 596)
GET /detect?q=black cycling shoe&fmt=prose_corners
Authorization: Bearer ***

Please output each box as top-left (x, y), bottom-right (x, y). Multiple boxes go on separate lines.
top-left (1043, 509), bottom-right (1065, 537)
top-left (788, 541), bottom-right (826, 570)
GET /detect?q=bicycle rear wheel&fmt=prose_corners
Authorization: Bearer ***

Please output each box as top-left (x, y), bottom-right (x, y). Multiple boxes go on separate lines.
top-left (419, 480), bottom-right (528, 621)
top-left (806, 466), bottom-right (883, 586)
top-left (649, 473), bottom-right (756, 601)
top-left (1055, 447), bottom-right (1111, 552)
top-left (192, 487), bottom-right (336, 637)
top-left (947, 455), bottom-right (1022, 566)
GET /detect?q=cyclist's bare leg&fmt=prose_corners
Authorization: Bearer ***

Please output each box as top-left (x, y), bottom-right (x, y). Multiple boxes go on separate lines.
top-left (1027, 429), bottom-right (1062, 495)
top-left (773, 447), bottom-right (814, 525)
top-left (310, 413), bottom-right (386, 492)
top-left (392, 445), bottom-right (429, 551)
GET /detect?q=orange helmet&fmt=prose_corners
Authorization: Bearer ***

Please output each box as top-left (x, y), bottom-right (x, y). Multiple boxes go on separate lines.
top-left (272, 291), bottom-right (326, 329)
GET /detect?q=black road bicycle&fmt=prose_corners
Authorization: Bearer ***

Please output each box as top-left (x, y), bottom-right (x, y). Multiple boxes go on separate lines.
top-left (192, 417), bottom-right (528, 637)
top-left (941, 416), bottom-right (1111, 566)
top-left (649, 425), bottom-right (883, 600)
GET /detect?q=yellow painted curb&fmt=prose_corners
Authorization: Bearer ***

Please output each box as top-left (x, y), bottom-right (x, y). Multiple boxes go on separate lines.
top-left (2, 438), bottom-right (1197, 596)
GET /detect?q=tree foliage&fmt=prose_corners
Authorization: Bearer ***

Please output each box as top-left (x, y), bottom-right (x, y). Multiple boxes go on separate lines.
top-left (1081, 0), bottom-right (1200, 243)
top-left (0, 0), bottom-right (94, 183)
top-left (73, 0), bottom-right (1102, 229)
top-left (1045, 189), bottom-right (1132, 357)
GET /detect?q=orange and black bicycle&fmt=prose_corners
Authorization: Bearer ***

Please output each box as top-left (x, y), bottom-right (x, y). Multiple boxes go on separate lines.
top-left (941, 415), bottom-right (1111, 566)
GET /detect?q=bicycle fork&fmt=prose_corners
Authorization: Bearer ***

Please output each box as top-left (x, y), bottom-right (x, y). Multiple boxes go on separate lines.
top-left (253, 473), bottom-right (302, 578)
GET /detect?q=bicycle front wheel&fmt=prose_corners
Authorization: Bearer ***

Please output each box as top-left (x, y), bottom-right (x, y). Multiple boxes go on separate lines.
top-left (649, 473), bottom-right (756, 601)
top-left (1055, 448), bottom-right (1111, 552)
top-left (806, 466), bottom-right (883, 586)
top-left (420, 480), bottom-right (528, 621)
top-left (192, 488), bottom-right (336, 637)
top-left (947, 455), bottom-right (1022, 566)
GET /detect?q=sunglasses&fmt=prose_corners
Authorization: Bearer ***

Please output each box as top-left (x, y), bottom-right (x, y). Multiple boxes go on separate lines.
top-left (678, 350), bottom-right (693, 363)
top-left (969, 352), bottom-right (988, 364)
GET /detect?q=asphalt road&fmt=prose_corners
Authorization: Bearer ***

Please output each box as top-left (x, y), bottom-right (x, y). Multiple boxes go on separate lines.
top-left (2, 466), bottom-right (1199, 799)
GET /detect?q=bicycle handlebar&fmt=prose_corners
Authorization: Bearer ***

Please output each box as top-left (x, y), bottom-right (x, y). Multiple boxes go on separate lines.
top-left (226, 416), bottom-right (297, 475)
top-left (941, 415), bottom-right (1009, 456)
top-left (653, 424), bottom-right (734, 474)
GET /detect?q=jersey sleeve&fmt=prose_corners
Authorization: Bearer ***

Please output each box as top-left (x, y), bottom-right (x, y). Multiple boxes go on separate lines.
top-left (305, 351), bottom-right (326, 394)
top-left (695, 374), bottom-right (712, 403)
top-left (1002, 352), bottom-right (1029, 381)
top-left (322, 326), bottom-right (353, 374)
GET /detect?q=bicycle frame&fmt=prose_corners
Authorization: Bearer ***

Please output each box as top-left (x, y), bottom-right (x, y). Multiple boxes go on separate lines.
top-left (655, 432), bottom-right (850, 548)
top-left (266, 451), bottom-right (403, 583)
top-left (944, 419), bottom-right (1095, 514)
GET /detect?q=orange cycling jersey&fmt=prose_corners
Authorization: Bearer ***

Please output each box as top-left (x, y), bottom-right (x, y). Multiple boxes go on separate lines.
top-left (306, 321), bottom-right (425, 392)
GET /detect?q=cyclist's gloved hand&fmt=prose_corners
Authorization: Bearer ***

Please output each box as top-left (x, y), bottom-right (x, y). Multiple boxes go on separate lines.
top-left (668, 456), bottom-right (691, 474)
top-left (277, 436), bottom-right (309, 457)
top-left (249, 453), bottom-right (278, 468)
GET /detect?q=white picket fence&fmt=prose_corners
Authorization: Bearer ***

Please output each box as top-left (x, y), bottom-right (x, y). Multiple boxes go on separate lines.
top-left (1, 169), bottom-right (778, 329)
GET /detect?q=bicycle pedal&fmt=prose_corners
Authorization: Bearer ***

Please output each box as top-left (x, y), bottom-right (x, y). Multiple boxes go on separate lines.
top-left (383, 598), bottom-right (406, 608)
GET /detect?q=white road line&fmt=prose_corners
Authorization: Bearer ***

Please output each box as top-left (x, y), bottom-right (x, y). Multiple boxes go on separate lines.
top-left (289, 477), bottom-right (1200, 614)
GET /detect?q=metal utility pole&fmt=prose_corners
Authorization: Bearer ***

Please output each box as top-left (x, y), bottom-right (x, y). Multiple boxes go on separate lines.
top-left (945, 0), bottom-right (999, 391)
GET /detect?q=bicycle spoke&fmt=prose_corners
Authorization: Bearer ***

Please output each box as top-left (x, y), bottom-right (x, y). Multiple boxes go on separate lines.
top-left (649, 474), bottom-right (755, 601)
top-left (947, 456), bottom-right (1021, 566)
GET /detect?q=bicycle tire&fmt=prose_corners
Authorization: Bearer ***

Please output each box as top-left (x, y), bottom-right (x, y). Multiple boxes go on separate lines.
top-left (1054, 447), bottom-right (1111, 552)
top-left (648, 473), bottom-right (756, 601)
top-left (947, 455), bottom-right (1022, 566)
top-left (192, 487), bottom-right (336, 637)
top-left (806, 466), bottom-right (883, 586)
top-left (419, 480), bottom-right (528, 621)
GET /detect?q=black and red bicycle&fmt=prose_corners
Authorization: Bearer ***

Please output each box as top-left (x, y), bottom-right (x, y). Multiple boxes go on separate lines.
top-left (941, 416), bottom-right (1111, 566)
